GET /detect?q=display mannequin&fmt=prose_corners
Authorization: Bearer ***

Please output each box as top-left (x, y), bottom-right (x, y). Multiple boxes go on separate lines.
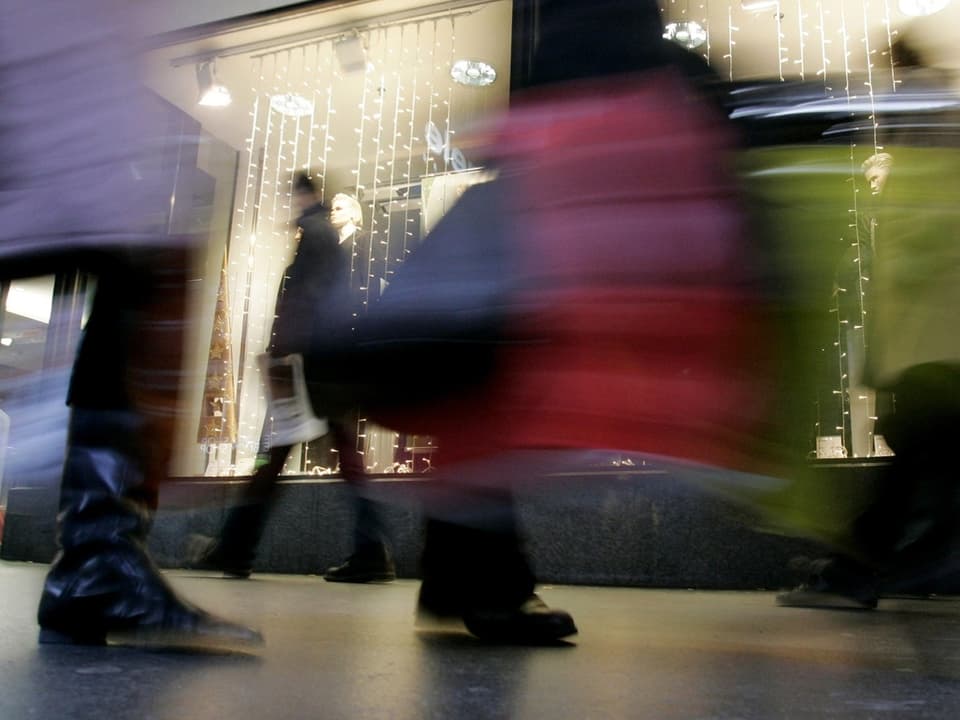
top-left (321, 192), bottom-right (397, 579)
top-left (863, 152), bottom-right (893, 197)
top-left (839, 152), bottom-right (895, 458)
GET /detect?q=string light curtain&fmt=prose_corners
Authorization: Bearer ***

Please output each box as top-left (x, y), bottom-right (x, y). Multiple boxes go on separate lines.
top-left (225, 17), bottom-right (461, 475)
top-left (660, 0), bottom-right (906, 457)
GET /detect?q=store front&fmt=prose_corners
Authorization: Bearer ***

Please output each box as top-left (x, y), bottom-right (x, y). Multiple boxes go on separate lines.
top-left (140, 0), bottom-right (960, 477)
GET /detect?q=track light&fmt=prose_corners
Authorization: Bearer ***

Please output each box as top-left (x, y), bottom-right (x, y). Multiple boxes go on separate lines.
top-left (451, 59), bottom-right (497, 87)
top-left (662, 21), bottom-right (708, 50)
top-left (334, 31), bottom-right (368, 73)
top-left (196, 60), bottom-right (232, 107)
top-left (741, 0), bottom-right (780, 11)
top-left (898, 0), bottom-right (950, 15)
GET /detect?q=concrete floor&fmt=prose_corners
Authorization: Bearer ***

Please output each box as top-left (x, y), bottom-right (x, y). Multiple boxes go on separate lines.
top-left (1, 561), bottom-right (959, 719)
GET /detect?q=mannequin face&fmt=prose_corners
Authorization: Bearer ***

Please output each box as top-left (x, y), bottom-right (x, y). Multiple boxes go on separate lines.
top-left (864, 165), bottom-right (890, 196)
top-left (330, 195), bottom-right (360, 229)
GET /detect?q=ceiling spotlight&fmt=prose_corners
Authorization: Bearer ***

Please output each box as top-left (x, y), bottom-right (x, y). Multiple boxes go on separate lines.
top-left (451, 59), bottom-right (497, 87)
top-left (898, 0), bottom-right (950, 16)
top-left (662, 21), bottom-right (708, 50)
top-left (270, 93), bottom-right (314, 117)
top-left (741, 0), bottom-right (780, 11)
top-left (334, 32), bottom-right (368, 74)
top-left (196, 60), bottom-right (231, 107)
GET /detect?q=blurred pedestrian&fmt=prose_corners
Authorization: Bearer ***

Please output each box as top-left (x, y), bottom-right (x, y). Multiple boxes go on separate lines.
top-left (190, 174), bottom-right (395, 582)
top-left (340, 0), bottom-right (777, 642)
top-left (1, 0), bottom-right (261, 646)
top-left (778, 125), bottom-right (960, 608)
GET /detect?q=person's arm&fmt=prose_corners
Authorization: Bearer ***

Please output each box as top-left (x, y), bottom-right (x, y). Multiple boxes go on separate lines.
top-left (273, 217), bottom-right (342, 355)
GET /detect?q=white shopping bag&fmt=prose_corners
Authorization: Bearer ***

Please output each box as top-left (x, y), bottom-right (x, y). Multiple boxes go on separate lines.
top-left (258, 353), bottom-right (328, 447)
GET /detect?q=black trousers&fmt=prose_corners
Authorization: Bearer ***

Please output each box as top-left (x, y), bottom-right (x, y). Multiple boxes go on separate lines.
top-left (419, 488), bottom-right (535, 612)
top-left (65, 247), bottom-right (189, 509)
top-left (219, 412), bottom-right (388, 563)
top-left (852, 363), bottom-right (960, 586)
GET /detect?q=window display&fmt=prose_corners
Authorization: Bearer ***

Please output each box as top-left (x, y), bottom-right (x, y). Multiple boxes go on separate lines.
top-left (145, 0), bottom-right (512, 475)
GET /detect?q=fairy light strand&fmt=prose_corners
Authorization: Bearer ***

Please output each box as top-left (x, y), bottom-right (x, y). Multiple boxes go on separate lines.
top-left (365, 26), bottom-right (389, 324)
top-left (425, 20), bottom-right (440, 175)
top-left (382, 23), bottom-right (406, 286)
top-left (443, 15), bottom-right (457, 173)
top-left (400, 23), bottom-right (423, 262)
top-left (881, 0), bottom-right (899, 91)
top-left (839, 0), bottom-right (853, 100)
top-left (703, 1), bottom-right (710, 64)
top-left (862, 0), bottom-right (879, 152)
top-left (776, 0), bottom-right (786, 82)
top-left (319, 41), bottom-right (337, 204)
top-left (304, 43), bottom-right (318, 178)
top-left (797, 1), bottom-right (807, 81)
top-left (725, 4), bottom-right (736, 83)
top-left (816, 0), bottom-right (832, 90)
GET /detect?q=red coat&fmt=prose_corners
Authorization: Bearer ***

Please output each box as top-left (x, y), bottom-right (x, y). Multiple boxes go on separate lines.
top-left (380, 70), bottom-right (778, 474)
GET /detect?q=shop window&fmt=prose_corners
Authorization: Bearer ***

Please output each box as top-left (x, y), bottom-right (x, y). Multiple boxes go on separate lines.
top-left (146, 1), bottom-right (512, 476)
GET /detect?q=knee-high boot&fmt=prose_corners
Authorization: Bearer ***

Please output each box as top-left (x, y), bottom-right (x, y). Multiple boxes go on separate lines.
top-left (37, 409), bottom-right (262, 647)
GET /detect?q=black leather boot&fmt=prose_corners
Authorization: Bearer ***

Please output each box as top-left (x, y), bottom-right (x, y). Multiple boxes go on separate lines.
top-left (37, 410), bottom-right (263, 648)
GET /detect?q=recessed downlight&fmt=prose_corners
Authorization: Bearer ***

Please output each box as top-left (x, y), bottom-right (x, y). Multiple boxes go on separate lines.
top-left (451, 59), bottom-right (497, 87)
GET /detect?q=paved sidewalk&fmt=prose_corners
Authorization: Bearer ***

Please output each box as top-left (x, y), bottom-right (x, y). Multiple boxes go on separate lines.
top-left (1, 560), bottom-right (958, 719)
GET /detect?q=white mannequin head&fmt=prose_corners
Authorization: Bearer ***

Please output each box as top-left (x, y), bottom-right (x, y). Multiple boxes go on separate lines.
top-left (330, 193), bottom-right (363, 235)
top-left (862, 153), bottom-right (893, 196)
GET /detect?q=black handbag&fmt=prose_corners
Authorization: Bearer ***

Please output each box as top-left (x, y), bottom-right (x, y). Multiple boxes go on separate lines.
top-left (305, 177), bottom-right (519, 415)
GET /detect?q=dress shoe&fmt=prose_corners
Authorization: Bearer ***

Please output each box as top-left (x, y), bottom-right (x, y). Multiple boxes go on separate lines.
top-left (324, 544), bottom-right (396, 583)
top-left (417, 585), bottom-right (577, 644)
top-left (462, 594), bottom-right (577, 643)
top-left (186, 533), bottom-right (253, 579)
top-left (776, 555), bottom-right (879, 610)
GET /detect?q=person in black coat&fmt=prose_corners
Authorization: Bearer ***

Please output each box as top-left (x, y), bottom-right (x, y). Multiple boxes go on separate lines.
top-left (190, 174), bottom-right (395, 582)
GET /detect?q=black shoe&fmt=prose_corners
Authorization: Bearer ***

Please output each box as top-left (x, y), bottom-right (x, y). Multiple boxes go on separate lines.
top-left (776, 584), bottom-right (879, 610)
top-left (417, 594), bottom-right (577, 645)
top-left (461, 595), bottom-right (578, 644)
top-left (776, 556), bottom-right (879, 610)
top-left (185, 534), bottom-right (253, 579)
top-left (324, 545), bottom-right (396, 583)
top-left (416, 581), bottom-right (577, 644)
